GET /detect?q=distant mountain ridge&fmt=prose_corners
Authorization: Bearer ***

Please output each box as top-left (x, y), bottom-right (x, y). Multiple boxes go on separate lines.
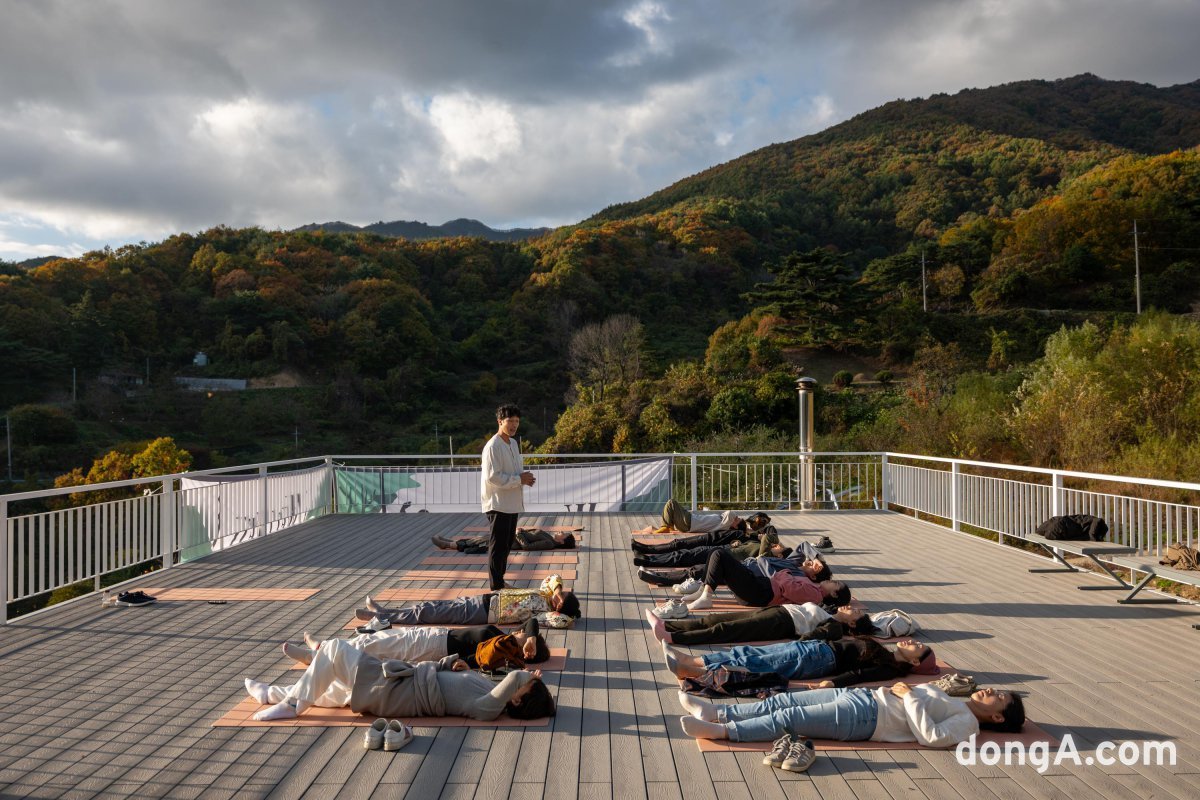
top-left (295, 217), bottom-right (550, 242)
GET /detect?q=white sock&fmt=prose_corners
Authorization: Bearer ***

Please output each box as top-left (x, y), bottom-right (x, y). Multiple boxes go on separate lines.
top-left (252, 700), bottom-right (297, 721)
top-left (677, 690), bottom-right (718, 722)
top-left (680, 585), bottom-right (706, 603)
top-left (680, 716), bottom-right (727, 739)
top-left (268, 685), bottom-right (288, 704)
top-left (245, 678), bottom-right (273, 704)
top-left (687, 590), bottom-right (713, 610)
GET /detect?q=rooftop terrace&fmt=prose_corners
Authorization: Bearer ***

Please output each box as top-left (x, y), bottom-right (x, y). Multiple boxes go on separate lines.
top-left (2, 508), bottom-right (1199, 799)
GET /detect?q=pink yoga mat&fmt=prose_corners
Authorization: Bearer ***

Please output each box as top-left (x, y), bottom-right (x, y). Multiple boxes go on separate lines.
top-left (696, 720), bottom-right (1060, 752)
top-left (462, 525), bottom-right (584, 533)
top-left (421, 553), bottom-right (578, 566)
top-left (396, 569), bottom-right (577, 581)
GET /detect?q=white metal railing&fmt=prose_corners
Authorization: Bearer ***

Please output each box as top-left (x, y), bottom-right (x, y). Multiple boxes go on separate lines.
top-left (6, 448), bottom-right (1200, 622)
top-left (883, 452), bottom-right (1200, 556)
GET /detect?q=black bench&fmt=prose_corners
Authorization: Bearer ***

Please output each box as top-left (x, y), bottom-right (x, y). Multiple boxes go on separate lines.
top-left (1020, 533), bottom-right (1175, 604)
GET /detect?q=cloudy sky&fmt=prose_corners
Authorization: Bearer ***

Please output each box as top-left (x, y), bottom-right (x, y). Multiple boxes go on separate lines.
top-left (1, 0), bottom-right (1198, 261)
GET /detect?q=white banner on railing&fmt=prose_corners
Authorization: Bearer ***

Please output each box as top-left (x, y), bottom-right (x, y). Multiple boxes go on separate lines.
top-left (178, 465), bottom-right (330, 558)
top-left (334, 457), bottom-right (672, 514)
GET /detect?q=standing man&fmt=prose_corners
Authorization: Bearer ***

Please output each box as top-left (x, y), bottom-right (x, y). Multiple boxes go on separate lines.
top-left (481, 404), bottom-right (535, 590)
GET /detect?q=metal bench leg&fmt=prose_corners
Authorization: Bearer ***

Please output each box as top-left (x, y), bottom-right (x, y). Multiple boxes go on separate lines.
top-left (1117, 571), bottom-right (1177, 605)
top-left (1029, 545), bottom-right (1079, 573)
top-left (1077, 555), bottom-right (1134, 591)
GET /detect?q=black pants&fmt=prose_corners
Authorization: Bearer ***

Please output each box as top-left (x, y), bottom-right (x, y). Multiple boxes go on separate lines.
top-left (702, 549), bottom-right (774, 606)
top-left (638, 545), bottom-right (729, 568)
top-left (665, 606), bottom-right (795, 645)
top-left (486, 510), bottom-right (519, 590)
top-left (637, 529), bottom-right (744, 554)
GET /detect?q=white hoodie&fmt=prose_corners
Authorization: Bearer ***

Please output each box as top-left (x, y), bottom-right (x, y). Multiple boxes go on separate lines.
top-left (869, 684), bottom-right (980, 747)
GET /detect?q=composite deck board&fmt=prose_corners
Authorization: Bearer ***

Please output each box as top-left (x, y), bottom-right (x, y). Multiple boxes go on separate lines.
top-left (2, 511), bottom-right (1199, 798)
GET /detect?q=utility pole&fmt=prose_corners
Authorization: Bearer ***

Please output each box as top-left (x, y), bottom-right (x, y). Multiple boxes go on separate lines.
top-left (72, 367), bottom-right (77, 403)
top-left (1133, 220), bottom-right (1142, 314)
top-left (449, 435), bottom-right (455, 467)
top-left (6, 415), bottom-right (12, 483)
top-left (294, 426), bottom-right (299, 453)
top-left (921, 250), bottom-right (928, 312)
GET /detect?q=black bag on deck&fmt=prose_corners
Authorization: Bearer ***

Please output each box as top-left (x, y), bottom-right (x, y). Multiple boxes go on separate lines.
top-left (1036, 514), bottom-right (1108, 542)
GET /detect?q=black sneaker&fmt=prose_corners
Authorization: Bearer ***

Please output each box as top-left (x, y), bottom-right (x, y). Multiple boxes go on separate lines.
top-left (631, 540), bottom-right (651, 554)
top-left (115, 591), bottom-right (156, 607)
top-left (632, 556), bottom-right (648, 567)
top-left (815, 536), bottom-right (835, 554)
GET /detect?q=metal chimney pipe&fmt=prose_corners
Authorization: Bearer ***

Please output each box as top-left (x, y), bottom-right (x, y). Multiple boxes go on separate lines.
top-left (796, 377), bottom-right (817, 510)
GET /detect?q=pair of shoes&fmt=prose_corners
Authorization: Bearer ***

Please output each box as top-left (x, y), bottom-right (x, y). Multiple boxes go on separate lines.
top-left (356, 616), bottom-right (392, 635)
top-left (814, 536), bottom-right (835, 553)
top-left (652, 599), bottom-right (689, 619)
top-left (365, 718), bottom-right (414, 751)
top-left (931, 673), bottom-right (977, 697)
top-left (671, 578), bottom-right (702, 595)
top-left (114, 590), bottom-right (157, 607)
top-left (763, 734), bottom-right (816, 772)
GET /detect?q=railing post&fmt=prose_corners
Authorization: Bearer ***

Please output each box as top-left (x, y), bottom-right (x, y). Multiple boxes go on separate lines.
top-left (796, 378), bottom-right (817, 510)
top-left (161, 479), bottom-right (174, 569)
top-left (259, 466), bottom-right (269, 537)
top-left (880, 453), bottom-right (890, 510)
top-left (1051, 472), bottom-right (1063, 518)
top-left (325, 457), bottom-right (336, 514)
top-left (689, 455), bottom-right (698, 511)
top-left (1, 498), bottom-right (8, 625)
top-left (950, 462), bottom-right (961, 531)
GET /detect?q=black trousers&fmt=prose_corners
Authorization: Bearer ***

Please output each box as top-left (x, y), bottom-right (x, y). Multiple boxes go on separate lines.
top-left (638, 545), bottom-right (729, 568)
top-left (665, 606), bottom-right (795, 645)
top-left (486, 510), bottom-right (519, 590)
top-left (702, 549), bottom-right (774, 606)
top-left (637, 529), bottom-right (744, 554)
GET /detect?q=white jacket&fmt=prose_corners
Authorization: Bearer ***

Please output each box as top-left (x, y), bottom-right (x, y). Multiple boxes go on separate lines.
top-left (869, 684), bottom-right (980, 747)
top-left (481, 433), bottom-right (524, 513)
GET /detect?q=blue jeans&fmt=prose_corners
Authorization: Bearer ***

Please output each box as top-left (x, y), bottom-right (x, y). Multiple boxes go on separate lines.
top-left (701, 640), bottom-right (836, 680)
top-left (718, 687), bottom-right (879, 742)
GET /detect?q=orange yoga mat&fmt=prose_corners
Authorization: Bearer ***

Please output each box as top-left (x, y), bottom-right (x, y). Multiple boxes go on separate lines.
top-left (696, 720), bottom-right (1060, 752)
top-left (421, 553), bottom-right (578, 566)
top-left (137, 588), bottom-right (320, 601)
top-left (214, 697), bottom-right (549, 728)
top-left (396, 569), bottom-right (576, 582)
top-left (292, 647), bottom-right (569, 670)
top-left (461, 525), bottom-right (584, 533)
top-left (375, 588), bottom-right (492, 601)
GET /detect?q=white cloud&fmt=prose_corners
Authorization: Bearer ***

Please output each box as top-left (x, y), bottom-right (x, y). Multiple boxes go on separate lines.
top-left (0, 0), bottom-right (1198, 258)
top-left (428, 94), bottom-right (523, 171)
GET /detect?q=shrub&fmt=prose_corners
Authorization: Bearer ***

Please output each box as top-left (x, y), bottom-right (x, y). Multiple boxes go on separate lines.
top-left (832, 370), bottom-right (854, 389)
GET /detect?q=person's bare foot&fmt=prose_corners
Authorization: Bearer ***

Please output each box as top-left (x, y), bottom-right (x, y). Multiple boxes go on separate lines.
top-left (644, 608), bottom-right (670, 642)
top-left (365, 595), bottom-right (383, 613)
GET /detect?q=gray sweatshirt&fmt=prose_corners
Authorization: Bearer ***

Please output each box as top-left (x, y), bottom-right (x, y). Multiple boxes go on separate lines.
top-left (350, 653), bottom-right (535, 720)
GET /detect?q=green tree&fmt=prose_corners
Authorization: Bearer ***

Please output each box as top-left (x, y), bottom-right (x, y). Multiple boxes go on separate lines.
top-left (744, 249), bottom-right (864, 347)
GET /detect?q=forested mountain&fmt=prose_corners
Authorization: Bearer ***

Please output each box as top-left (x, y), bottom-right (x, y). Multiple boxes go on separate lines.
top-left (2, 74), bottom-right (1199, 482)
top-left (296, 218), bottom-right (550, 242)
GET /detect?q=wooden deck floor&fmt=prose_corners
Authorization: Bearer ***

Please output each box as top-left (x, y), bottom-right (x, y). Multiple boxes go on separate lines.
top-left (2, 510), bottom-right (1199, 799)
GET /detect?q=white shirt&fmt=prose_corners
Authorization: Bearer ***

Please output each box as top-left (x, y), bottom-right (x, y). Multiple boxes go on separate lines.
top-left (869, 684), bottom-right (980, 747)
top-left (781, 602), bottom-right (833, 636)
top-left (481, 432), bottom-right (524, 513)
top-left (350, 626), bottom-right (450, 663)
top-left (688, 510), bottom-right (738, 533)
